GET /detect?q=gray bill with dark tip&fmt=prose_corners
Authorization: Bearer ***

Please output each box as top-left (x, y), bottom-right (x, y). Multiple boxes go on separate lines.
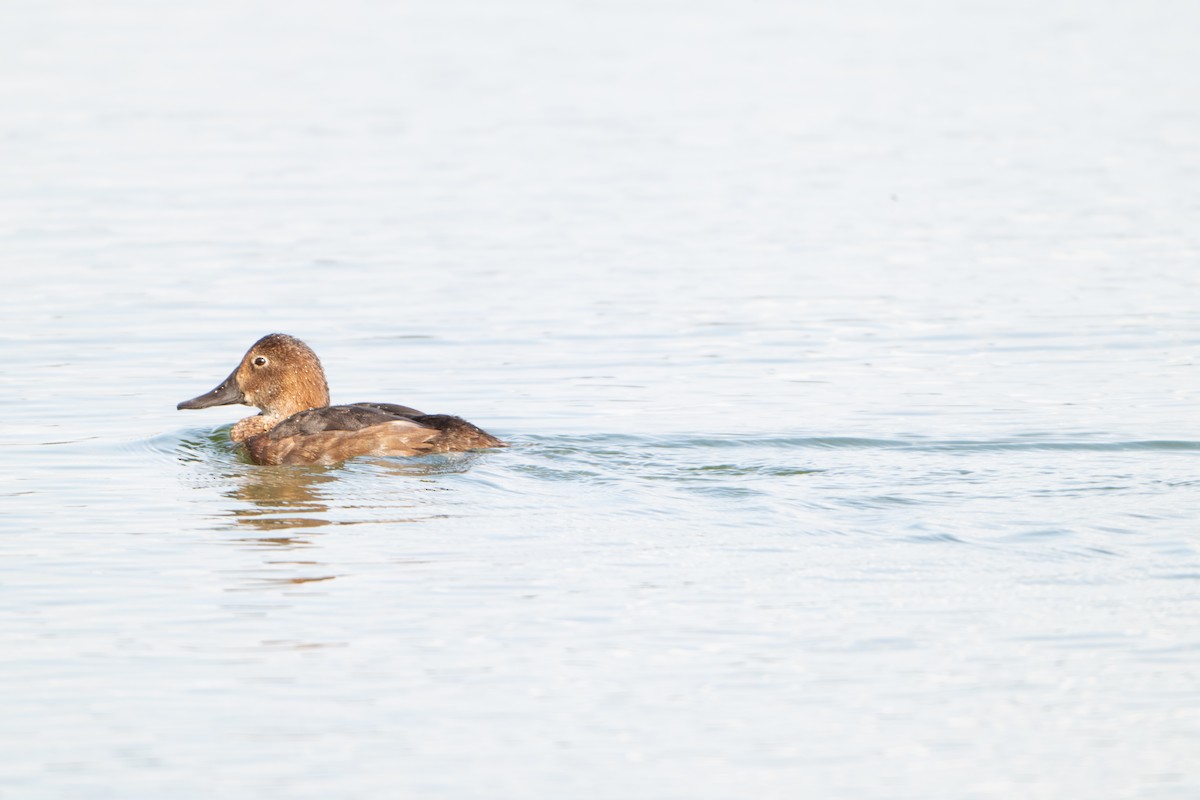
top-left (177, 367), bottom-right (245, 410)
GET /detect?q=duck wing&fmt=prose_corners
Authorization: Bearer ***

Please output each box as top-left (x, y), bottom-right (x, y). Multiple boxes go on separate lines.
top-left (266, 404), bottom-right (426, 438)
top-left (308, 404), bottom-right (505, 451)
top-left (247, 404), bottom-right (442, 465)
top-left (246, 404), bottom-right (506, 465)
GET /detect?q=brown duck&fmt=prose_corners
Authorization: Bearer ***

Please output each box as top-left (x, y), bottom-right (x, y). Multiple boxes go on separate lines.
top-left (178, 333), bottom-right (505, 465)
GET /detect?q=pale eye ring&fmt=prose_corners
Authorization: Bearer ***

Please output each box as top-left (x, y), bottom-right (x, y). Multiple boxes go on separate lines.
top-left (253, 356), bottom-right (268, 367)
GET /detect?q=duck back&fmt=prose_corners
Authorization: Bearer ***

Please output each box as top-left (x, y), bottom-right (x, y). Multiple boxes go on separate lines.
top-left (245, 403), bottom-right (505, 465)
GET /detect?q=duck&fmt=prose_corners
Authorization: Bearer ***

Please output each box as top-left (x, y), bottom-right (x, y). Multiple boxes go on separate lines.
top-left (177, 333), bottom-right (505, 465)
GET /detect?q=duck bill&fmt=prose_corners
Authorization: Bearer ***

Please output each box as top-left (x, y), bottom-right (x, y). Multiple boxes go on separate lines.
top-left (177, 368), bottom-right (246, 410)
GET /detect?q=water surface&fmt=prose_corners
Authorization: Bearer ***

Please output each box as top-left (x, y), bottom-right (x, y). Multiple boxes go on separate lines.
top-left (2, 1), bottom-right (1199, 798)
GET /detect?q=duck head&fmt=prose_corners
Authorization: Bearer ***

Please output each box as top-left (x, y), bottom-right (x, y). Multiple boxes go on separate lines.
top-left (177, 333), bottom-right (331, 421)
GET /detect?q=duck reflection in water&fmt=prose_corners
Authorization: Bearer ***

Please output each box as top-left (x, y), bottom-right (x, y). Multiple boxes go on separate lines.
top-left (223, 452), bottom-right (484, 538)
top-left (228, 464), bottom-right (339, 537)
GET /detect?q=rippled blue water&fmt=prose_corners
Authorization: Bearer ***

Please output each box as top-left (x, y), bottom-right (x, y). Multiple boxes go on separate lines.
top-left (3, 1), bottom-right (1199, 798)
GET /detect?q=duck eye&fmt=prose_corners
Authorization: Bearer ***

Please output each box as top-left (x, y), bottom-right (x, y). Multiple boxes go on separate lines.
top-left (253, 356), bottom-right (268, 367)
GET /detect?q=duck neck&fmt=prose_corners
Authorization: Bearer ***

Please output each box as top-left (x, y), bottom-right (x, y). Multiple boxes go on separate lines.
top-left (262, 372), bottom-right (330, 420)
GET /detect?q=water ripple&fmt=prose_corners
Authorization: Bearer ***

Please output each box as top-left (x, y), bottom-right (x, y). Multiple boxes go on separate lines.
top-left (521, 433), bottom-right (1200, 453)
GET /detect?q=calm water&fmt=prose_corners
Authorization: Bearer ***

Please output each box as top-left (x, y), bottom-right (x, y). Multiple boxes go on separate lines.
top-left (3, 1), bottom-right (1199, 798)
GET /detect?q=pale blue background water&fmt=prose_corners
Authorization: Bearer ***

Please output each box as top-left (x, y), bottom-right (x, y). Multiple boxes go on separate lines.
top-left (2, 1), bottom-right (1199, 798)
